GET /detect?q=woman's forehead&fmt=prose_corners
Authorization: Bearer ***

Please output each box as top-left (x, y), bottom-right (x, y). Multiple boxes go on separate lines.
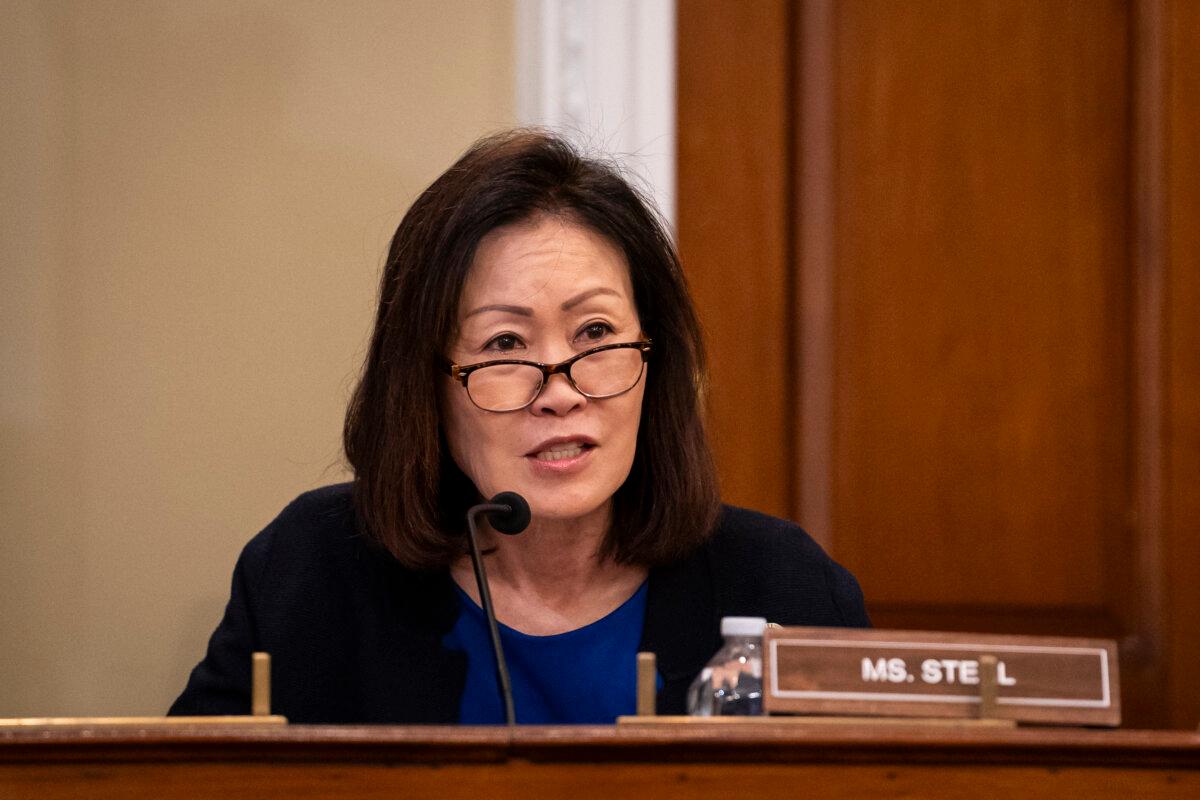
top-left (460, 216), bottom-right (634, 315)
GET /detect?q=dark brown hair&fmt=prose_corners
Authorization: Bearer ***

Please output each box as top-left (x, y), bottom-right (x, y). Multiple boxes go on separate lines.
top-left (343, 129), bottom-right (720, 569)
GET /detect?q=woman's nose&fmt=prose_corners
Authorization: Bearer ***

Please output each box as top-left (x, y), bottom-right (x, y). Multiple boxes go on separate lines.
top-left (530, 372), bottom-right (587, 416)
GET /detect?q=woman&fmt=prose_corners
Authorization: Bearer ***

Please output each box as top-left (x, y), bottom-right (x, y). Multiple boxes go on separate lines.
top-left (170, 130), bottom-right (869, 724)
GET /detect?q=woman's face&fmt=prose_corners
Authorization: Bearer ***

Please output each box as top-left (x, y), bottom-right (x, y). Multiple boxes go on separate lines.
top-left (442, 214), bottom-right (646, 525)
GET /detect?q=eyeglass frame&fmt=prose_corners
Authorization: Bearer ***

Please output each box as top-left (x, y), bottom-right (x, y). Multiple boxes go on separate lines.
top-left (443, 339), bottom-right (653, 412)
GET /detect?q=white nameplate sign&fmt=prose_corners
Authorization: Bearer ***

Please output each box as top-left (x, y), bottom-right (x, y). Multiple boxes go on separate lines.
top-left (764, 628), bottom-right (1120, 726)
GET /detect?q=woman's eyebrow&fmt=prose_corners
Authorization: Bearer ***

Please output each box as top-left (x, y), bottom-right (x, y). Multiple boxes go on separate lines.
top-left (561, 287), bottom-right (621, 310)
top-left (464, 287), bottom-right (622, 319)
top-left (463, 303), bottom-right (533, 319)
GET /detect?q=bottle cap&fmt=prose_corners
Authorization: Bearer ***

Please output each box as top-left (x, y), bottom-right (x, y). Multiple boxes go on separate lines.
top-left (720, 616), bottom-right (767, 637)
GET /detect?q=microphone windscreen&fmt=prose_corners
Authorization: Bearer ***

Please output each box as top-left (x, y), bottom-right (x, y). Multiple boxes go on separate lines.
top-left (487, 491), bottom-right (531, 535)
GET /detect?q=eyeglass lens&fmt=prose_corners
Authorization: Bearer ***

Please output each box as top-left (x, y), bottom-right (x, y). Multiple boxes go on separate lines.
top-left (467, 347), bottom-right (645, 411)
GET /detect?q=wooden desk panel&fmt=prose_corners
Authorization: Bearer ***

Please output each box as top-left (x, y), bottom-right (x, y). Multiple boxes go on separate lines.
top-left (3, 723), bottom-right (1198, 799)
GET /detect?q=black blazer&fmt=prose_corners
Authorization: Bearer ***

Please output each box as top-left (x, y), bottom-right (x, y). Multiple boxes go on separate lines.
top-left (169, 483), bottom-right (870, 722)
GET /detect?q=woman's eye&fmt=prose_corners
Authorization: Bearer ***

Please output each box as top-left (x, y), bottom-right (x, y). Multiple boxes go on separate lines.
top-left (486, 333), bottom-right (523, 352)
top-left (579, 322), bottom-right (614, 342)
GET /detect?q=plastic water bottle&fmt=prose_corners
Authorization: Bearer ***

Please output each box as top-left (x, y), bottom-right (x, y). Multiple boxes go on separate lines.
top-left (686, 616), bottom-right (766, 716)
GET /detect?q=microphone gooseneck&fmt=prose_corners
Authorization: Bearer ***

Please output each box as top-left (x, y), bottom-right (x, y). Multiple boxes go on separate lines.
top-left (464, 491), bottom-right (531, 726)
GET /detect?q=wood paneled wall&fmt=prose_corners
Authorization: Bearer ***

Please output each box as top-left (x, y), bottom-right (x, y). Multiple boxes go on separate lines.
top-left (678, 0), bottom-right (1198, 729)
top-left (677, 1), bottom-right (794, 516)
top-left (1163, 0), bottom-right (1200, 734)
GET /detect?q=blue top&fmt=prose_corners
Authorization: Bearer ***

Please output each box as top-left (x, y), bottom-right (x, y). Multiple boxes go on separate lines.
top-left (443, 581), bottom-right (650, 724)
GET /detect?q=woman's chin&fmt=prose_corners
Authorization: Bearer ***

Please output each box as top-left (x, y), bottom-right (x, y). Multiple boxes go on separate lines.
top-left (523, 492), bottom-right (612, 525)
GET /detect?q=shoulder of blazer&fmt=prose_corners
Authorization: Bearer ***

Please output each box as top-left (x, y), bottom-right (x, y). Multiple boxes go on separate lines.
top-left (242, 482), bottom-right (459, 638)
top-left (706, 504), bottom-right (872, 628)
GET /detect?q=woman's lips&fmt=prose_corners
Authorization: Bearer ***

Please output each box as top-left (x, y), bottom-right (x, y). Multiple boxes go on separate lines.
top-left (526, 441), bottom-right (595, 472)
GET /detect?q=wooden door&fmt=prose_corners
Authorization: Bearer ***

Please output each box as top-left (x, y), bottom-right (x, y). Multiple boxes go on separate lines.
top-left (678, 0), bottom-right (1199, 729)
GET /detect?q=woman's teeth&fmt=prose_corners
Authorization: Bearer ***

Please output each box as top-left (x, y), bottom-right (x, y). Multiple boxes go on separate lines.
top-left (535, 444), bottom-right (586, 462)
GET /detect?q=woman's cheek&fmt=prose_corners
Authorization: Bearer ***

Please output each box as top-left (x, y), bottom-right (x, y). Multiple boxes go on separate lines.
top-left (462, 424), bottom-right (509, 498)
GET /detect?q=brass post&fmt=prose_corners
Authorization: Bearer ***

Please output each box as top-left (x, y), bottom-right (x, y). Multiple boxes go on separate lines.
top-left (252, 652), bottom-right (271, 717)
top-left (979, 654), bottom-right (999, 720)
top-left (636, 652), bottom-right (657, 716)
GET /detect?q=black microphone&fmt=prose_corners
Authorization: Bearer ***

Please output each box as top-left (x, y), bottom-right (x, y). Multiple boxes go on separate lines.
top-left (484, 491), bottom-right (531, 535)
top-left (465, 491), bottom-right (531, 726)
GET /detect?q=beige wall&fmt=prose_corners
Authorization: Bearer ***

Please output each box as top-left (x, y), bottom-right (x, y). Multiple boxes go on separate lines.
top-left (0, 0), bottom-right (514, 716)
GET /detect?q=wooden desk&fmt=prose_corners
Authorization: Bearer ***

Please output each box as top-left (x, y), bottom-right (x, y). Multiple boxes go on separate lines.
top-left (3, 722), bottom-right (1198, 799)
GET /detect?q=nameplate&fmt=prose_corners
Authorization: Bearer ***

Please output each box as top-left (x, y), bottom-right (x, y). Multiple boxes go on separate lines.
top-left (763, 628), bottom-right (1120, 726)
